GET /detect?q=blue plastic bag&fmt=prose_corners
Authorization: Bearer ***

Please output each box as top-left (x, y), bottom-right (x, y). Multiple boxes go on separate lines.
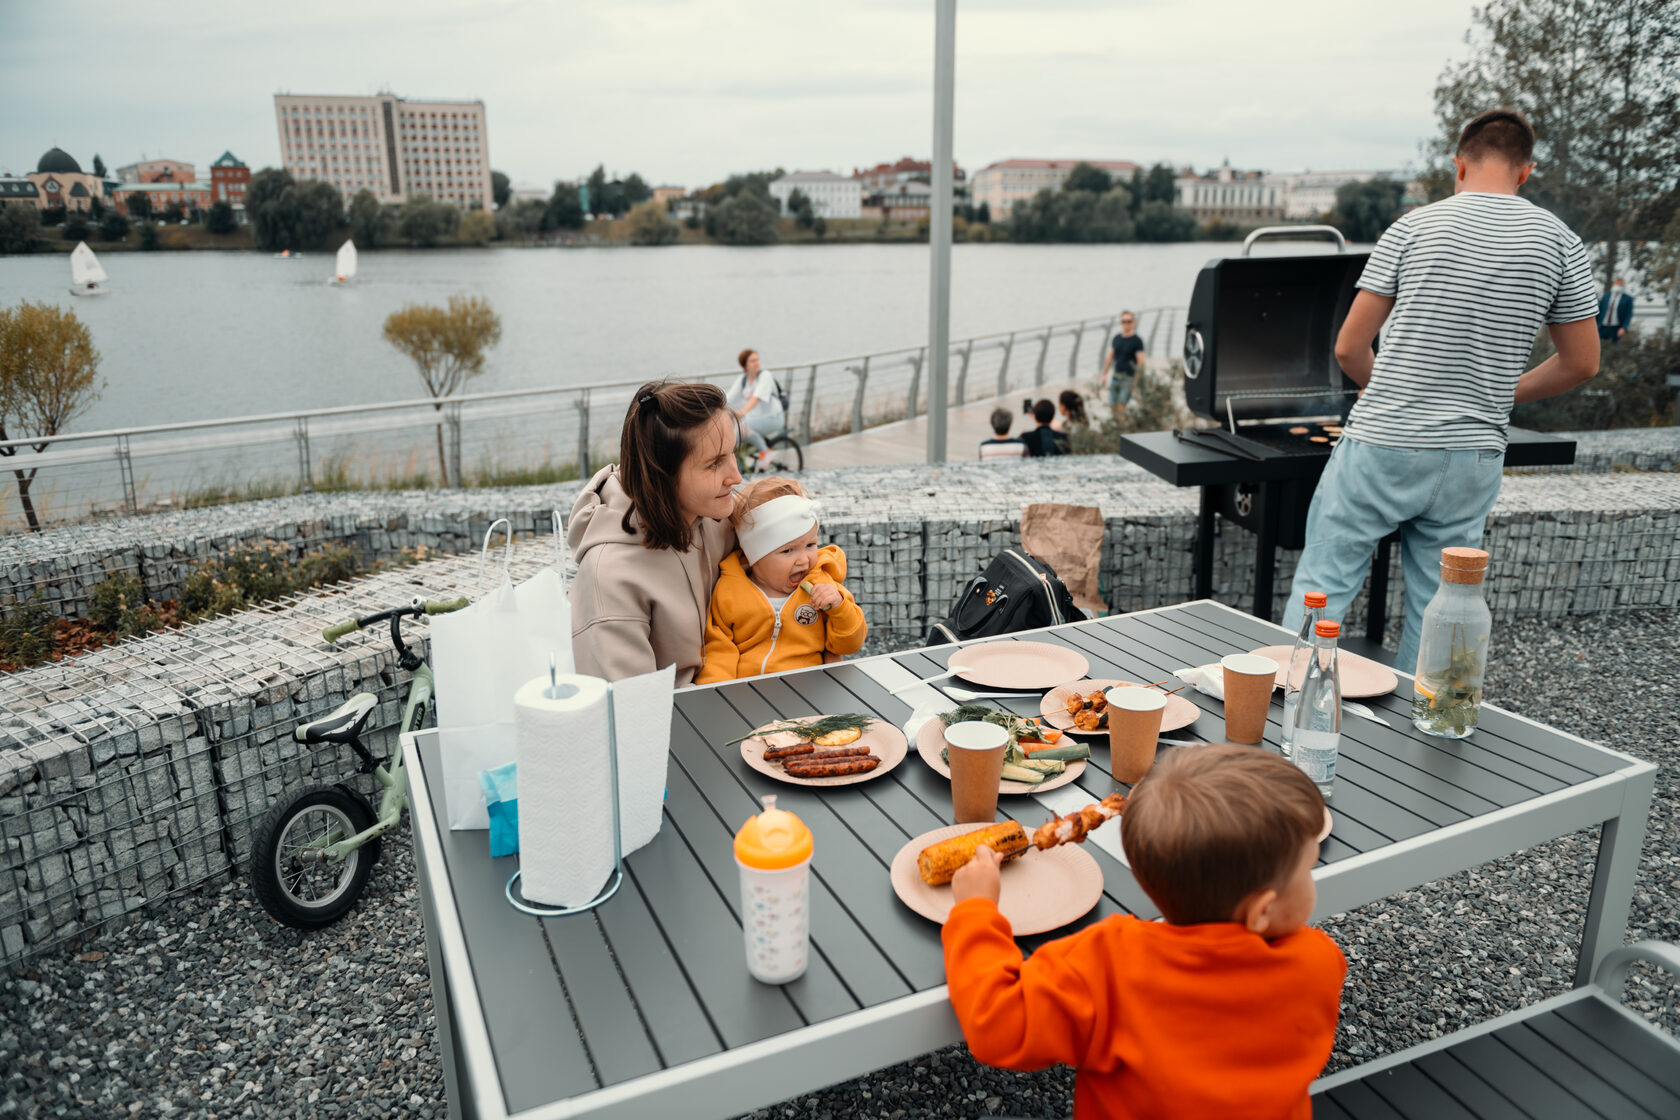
top-left (479, 762), bottom-right (520, 858)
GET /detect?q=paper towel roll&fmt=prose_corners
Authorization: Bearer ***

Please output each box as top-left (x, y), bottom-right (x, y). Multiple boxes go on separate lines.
top-left (515, 673), bottom-right (613, 907)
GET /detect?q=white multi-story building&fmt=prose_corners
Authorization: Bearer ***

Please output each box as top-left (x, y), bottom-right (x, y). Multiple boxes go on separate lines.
top-left (969, 158), bottom-right (1139, 219)
top-left (1262, 170), bottom-right (1419, 220)
top-left (1174, 160), bottom-right (1284, 225)
top-left (273, 92), bottom-right (493, 209)
top-left (768, 171), bottom-right (861, 219)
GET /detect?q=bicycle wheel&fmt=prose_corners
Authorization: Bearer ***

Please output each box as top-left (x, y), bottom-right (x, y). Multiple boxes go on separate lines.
top-left (250, 784), bottom-right (378, 929)
top-left (767, 434), bottom-right (803, 472)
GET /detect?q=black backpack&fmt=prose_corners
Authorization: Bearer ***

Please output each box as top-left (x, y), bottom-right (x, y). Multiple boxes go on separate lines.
top-left (926, 549), bottom-right (1086, 645)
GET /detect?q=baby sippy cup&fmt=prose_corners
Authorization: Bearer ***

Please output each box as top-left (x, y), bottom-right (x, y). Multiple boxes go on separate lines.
top-left (733, 794), bottom-right (814, 985)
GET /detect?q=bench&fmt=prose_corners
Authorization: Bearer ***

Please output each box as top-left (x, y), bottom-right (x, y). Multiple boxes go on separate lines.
top-left (1312, 940), bottom-right (1680, 1118)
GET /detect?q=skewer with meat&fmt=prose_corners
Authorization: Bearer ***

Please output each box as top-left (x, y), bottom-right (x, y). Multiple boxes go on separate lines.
top-left (1032, 793), bottom-right (1127, 850)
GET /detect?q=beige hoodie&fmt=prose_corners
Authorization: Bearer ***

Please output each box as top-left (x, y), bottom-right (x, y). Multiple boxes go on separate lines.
top-left (567, 465), bottom-right (736, 686)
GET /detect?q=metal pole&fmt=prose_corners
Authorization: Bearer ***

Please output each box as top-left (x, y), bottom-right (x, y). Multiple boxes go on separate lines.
top-left (926, 0), bottom-right (956, 464)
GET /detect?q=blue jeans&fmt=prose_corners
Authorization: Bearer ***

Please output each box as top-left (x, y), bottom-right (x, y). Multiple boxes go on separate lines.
top-left (1282, 438), bottom-right (1504, 674)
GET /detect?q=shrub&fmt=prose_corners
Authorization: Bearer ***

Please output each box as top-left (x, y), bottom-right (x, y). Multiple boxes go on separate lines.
top-left (62, 218), bottom-right (93, 242)
top-left (293, 543), bottom-right (362, 588)
top-left (1511, 329), bottom-right (1678, 431)
top-left (180, 567), bottom-right (246, 618)
top-left (98, 211), bottom-right (129, 242)
top-left (0, 596), bottom-right (56, 669)
top-left (88, 572), bottom-right (161, 636)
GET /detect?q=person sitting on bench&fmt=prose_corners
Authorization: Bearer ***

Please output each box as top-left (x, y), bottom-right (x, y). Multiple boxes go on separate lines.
top-left (979, 408), bottom-right (1026, 459)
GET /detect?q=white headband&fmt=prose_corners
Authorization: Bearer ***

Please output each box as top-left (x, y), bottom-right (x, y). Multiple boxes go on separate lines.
top-left (738, 494), bottom-right (819, 566)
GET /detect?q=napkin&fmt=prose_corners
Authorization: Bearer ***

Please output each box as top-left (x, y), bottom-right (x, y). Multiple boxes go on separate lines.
top-left (1174, 664), bottom-right (1225, 701)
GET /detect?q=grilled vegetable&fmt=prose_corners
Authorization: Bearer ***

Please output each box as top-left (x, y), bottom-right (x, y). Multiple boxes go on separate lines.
top-left (999, 762), bottom-right (1048, 785)
top-left (1023, 742), bottom-right (1090, 762)
top-left (1017, 758), bottom-right (1066, 774)
top-left (798, 579), bottom-right (838, 610)
top-left (917, 822), bottom-right (1029, 885)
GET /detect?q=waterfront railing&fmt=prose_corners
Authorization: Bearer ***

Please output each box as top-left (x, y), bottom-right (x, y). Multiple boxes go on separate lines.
top-left (0, 307), bottom-right (1184, 529)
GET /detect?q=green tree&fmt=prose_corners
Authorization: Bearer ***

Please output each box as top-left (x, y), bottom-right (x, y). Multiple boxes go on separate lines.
top-left (125, 191), bottom-right (152, 222)
top-left (1143, 163), bottom-right (1178, 205)
top-left (89, 198), bottom-right (105, 221)
top-left (205, 200), bottom-right (237, 235)
top-left (495, 197), bottom-right (546, 240)
top-left (138, 223), bottom-right (159, 251)
top-left (710, 191), bottom-right (780, 245)
top-left (246, 167), bottom-right (292, 244)
top-left (586, 165), bottom-right (608, 216)
top-left (623, 172), bottom-right (652, 206)
top-left (1010, 185), bottom-right (1135, 242)
top-left (625, 198), bottom-right (679, 245)
top-left (491, 170), bottom-right (511, 209)
top-left (98, 211), bottom-right (129, 242)
top-left (1064, 162), bottom-right (1113, 194)
top-left (40, 206), bottom-right (65, 227)
top-left (0, 205), bottom-right (42, 253)
top-left (62, 218), bottom-right (92, 242)
top-left (458, 209), bottom-right (495, 245)
top-left (787, 187), bottom-right (816, 230)
top-left (708, 171), bottom-right (779, 204)
top-left (1332, 178), bottom-right (1406, 241)
top-left (399, 195), bottom-right (460, 247)
top-left (161, 203), bottom-right (185, 224)
top-left (91, 154), bottom-right (106, 178)
top-left (1134, 199), bottom-right (1197, 242)
top-left (543, 182), bottom-right (585, 230)
top-left (812, 215), bottom-right (828, 238)
top-left (348, 189), bottom-right (385, 247)
top-left (381, 295), bottom-right (503, 486)
top-left (0, 301), bottom-right (105, 531)
top-left (975, 200), bottom-right (991, 224)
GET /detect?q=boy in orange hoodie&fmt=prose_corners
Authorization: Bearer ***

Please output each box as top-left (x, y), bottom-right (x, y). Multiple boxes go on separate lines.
top-left (695, 477), bottom-right (868, 683)
top-left (943, 745), bottom-right (1345, 1120)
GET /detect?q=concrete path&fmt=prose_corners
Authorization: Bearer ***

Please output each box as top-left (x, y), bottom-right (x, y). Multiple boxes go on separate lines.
top-left (802, 381), bottom-right (1093, 469)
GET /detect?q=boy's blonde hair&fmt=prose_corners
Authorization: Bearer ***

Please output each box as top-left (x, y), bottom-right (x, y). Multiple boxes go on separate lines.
top-left (1121, 745), bottom-right (1323, 925)
top-left (730, 476), bottom-right (808, 529)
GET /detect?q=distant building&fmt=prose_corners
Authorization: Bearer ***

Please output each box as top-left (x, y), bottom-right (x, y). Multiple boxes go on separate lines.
top-left (509, 181), bottom-right (549, 205)
top-left (651, 185), bottom-right (686, 204)
top-left (1174, 160), bottom-right (1283, 225)
top-left (25, 148), bottom-right (114, 214)
top-left (669, 197), bottom-right (707, 223)
top-left (1262, 169), bottom-right (1423, 221)
top-left (862, 180), bottom-right (933, 221)
top-left (853, 157), bottom-right (964, 194)
top-left (273, 91), bottom-right (493, 209)
top-left (0, 175), bottom-right (40, 208)
top-left (209, 151), bottom-right (250, 209)
top-left (114, 181), bottom-right (213, 214)
top-left (970, 158), bottom-right (1139, 220)
top-left (116, 158), bottom-right (196, 184)
top-left (769, 171), bottom-right (862, 219)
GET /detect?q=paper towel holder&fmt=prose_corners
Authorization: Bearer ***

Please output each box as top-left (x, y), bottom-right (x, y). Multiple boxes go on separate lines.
top-left (504, 664), bottom-right (624, 918)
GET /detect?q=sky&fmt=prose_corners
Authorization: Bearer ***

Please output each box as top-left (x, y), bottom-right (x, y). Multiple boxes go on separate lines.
top-left (2, 0), bottom-right (1478, 190)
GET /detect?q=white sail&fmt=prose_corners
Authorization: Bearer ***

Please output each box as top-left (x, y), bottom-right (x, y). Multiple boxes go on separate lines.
top-left (334, 240), bottom-right (358, 282)
top-left (70, 242), bottom-right (108, 286)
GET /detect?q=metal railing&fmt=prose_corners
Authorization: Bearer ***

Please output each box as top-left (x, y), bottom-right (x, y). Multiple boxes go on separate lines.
top-left (0, 307), bottom-right (1184, 530)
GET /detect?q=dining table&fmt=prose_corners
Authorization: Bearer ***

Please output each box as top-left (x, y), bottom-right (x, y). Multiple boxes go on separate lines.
top-left (400, 599), bottom-right (1656, 1120)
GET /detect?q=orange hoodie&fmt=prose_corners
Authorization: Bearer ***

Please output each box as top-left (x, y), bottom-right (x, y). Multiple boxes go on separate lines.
top-left (943, 899), bottom-right (1345, 1120)
top-left (695, 544), bottom-right (868, 683)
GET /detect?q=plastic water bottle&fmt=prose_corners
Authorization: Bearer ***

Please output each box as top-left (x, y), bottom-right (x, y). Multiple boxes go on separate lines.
top-left (1280, 591), bottom-right (1327, 758)
top-left (1288, 619), bottom-right (1342, 798)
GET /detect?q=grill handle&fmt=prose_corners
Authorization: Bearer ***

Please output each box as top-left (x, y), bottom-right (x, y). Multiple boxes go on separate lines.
top-left (1241, 224), bottom-right (1347, 256)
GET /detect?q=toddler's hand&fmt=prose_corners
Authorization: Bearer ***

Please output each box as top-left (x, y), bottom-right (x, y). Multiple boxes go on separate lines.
top-left (807, 582), bottom-right (842, 612)
top-left (950, 844), bottom-right (1003, 906)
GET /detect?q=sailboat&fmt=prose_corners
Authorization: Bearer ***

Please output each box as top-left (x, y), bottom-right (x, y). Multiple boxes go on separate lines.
top-left (69, 242), bottom-right (109, 296)
top-left (328, 240), bottom-right (358, 286)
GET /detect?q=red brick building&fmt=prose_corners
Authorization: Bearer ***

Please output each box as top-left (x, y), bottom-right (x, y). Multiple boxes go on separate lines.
top-left (210, 151), bottom-right (250, 208)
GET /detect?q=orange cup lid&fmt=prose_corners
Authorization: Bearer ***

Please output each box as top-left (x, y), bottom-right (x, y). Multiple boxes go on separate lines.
top-left (734, 795), bottom-right (813, 870)
top-left (1303, 591), bottom-right (1328, 608)
top-left (1314, 620), bottom-right (1341, 637)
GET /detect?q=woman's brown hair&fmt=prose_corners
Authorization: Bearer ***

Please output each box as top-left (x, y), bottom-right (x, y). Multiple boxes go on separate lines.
top-left (737, 348), bottom-right (757, 371)
top-left (1121, 745), bottom-right (1323, 925)
top-left (617, 379), bottom-right (731, 552)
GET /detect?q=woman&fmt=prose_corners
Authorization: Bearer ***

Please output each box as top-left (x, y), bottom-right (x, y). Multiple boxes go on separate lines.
top-left (1054, 389), bottom-right (1088, 432)
top-left (724, 348), bottom-right (785, 471)
top-left (568, 380), bottom-right (743, 685)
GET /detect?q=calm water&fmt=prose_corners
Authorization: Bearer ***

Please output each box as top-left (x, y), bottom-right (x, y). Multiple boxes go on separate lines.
top-left (0, 241), bottom-right (1350, 432)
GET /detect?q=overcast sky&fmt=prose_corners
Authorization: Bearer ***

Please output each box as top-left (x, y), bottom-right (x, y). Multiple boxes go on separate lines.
top-left (3, 0), bottom-right (1477, 189)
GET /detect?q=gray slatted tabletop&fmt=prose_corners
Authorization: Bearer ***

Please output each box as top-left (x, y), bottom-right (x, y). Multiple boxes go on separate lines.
top-left (401, 600), bottom-right (1656, 1120)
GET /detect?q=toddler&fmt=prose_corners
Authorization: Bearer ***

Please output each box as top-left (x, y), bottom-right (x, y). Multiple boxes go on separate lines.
top-left (944, 745), bottom-right (1346, 1119)
top-left (695, 477), bottom-right (867, 683)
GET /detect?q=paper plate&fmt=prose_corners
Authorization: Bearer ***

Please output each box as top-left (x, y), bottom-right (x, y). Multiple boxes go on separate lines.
top-left (890, 824), bottom-right (1104, 935)
top-left (914, 716), bottom-right (1086, 795)
top-left (739, 717), bottom-right (908, 788)
top-left (946, 641), bottom-right (1089, 691)
top-left (1041, 679), bottom-right (1200, 736)
top-left (1251, 645), bottom-right (1399, 699)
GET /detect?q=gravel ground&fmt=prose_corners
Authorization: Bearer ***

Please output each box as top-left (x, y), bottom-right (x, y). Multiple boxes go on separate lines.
top-left (3, 609), bottom-right (1675, 1120)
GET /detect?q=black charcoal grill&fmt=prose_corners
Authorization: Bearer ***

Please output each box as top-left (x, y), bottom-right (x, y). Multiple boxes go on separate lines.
top-left (1122, 226), bottom-right (1576, 641)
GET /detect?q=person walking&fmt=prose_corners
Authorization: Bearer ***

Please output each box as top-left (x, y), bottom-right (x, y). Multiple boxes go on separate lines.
top-left (1282, 108), bottom-right (1600, 673)
top-left (725, 348), bottom-right (785, 472)
top-left (1099, 311), bottom-right (1146, 420)
top-left (1597, 278), bottom-right (1634, 344)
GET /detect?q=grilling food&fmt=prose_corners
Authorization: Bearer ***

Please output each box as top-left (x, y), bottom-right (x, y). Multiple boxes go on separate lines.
top-left (763, 742), bottom-right (817, 761)
top-left (813, 727), bottom-right (863, 747)
top-left (1032, 794), bottom-right (1127, 850)
top-left (917, 822), bottom-right (1030, 885)
top-left (784, 755), bottom-right (881, 778)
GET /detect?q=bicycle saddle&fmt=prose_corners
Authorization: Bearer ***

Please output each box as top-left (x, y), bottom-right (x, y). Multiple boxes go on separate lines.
top-left (294, 693), bottom-right (378, 745)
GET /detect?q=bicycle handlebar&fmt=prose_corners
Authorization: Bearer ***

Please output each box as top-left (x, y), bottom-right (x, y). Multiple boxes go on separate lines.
top-left (322, 618), bottom-right (362, 643)
top-left (321, 596), bottom-right (470, 645)
top-left (423, 597), bottom-right (469, 615)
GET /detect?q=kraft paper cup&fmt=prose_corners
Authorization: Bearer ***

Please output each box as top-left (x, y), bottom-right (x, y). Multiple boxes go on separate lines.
top-left (945, 721), bottom-right (1009, 823)
top-left (1106, 687), bottom-right (1167, 784)
top-left (1221, 653), bottom-right (1279, 744)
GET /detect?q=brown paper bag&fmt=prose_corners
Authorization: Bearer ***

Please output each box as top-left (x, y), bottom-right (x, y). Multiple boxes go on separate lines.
top-left (1020, 503), bottom-right (1106, 617)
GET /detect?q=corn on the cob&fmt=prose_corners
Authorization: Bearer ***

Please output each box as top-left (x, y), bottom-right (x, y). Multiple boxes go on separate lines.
top-left (917, 822), bottom-right (1029, 885)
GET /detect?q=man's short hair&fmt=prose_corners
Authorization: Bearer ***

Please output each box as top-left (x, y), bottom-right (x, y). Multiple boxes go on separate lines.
top-left (1457, 108), bottom-right (1535, 167)
top-left (1032, 398), bottom-right (1055, 425)
top-left (989, 407), bottom-right (1012, 436)
top-left (1121, 745), bottom-right (1324, 925)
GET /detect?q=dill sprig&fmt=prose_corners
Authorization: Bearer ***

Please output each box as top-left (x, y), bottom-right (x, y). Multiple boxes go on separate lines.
top-left (939, 705), bottom-right (1034, 744)
top-left (726, 712), bottom-right (876, 746)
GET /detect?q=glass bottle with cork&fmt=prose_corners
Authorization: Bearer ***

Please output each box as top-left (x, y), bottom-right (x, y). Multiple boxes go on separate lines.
top-left (1411, 547), bottom-right (1491, 740)
top-left (1281, 591), bottom-right (1328, 759)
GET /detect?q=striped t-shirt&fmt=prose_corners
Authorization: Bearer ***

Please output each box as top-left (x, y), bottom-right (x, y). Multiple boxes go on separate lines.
top-left (1343, 192), bottom-right (1598, 451)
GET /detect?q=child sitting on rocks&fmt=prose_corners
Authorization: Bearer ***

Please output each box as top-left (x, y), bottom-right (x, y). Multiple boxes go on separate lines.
top-left (943, 745), bottom-right (1345, 1119)
top-left (695, 477), bottom-right (867, 683)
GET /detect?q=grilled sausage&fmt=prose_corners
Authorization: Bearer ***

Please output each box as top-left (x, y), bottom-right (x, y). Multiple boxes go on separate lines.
top-left (762, 743), bottom-right (816, 761)
top-left (783, 756), bottom-right (881, 778)
top-left (789, 746), bottom-right (871, 763)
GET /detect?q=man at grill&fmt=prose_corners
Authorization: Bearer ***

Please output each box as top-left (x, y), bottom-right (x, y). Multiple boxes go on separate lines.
top-left (1283, 108), bottom-right (1601, 672)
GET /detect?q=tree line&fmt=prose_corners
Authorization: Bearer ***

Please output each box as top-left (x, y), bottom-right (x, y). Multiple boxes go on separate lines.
top-left (1009, 162), bottom-right (1197, 243)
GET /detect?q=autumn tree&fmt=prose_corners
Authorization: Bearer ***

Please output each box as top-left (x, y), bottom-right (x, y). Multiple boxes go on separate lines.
top-left (626, 199), bottom-right (680, 245)
top-left (382, 296), bottom-right (502, 486)
top-left (0, 302), bottom-right (105, 531)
